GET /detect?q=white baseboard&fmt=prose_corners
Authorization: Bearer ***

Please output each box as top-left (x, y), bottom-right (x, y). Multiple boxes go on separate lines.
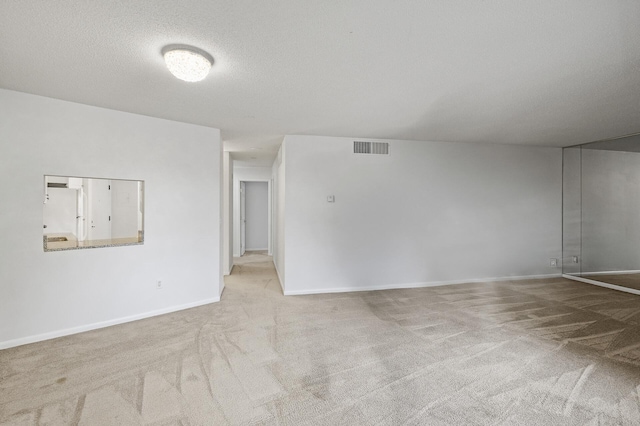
top-left (246, 247), bottom-right (269, 251)
top-left (273, 260), bottom-right (285, 294)
top-left (227, 264), bottom-right (235, 275)
top-left (0, 297), bottom-right (220, 351)
top-left (223, 264), bottom-right (235, 277)
top-left (283, 273), bottom-right (562, 296)
top-left (573, 269), bottom-right (640, 276)
top-left (562, 274), bottom-right (640, 297)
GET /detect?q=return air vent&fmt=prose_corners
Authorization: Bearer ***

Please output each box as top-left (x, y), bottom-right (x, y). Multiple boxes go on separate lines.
top-left (47, 182), bottom-right (68, 188)
top-left (354, 141), bottom-right (389, 155)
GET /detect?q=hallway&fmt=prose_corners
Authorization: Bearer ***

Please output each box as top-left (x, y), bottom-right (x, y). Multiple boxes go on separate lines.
top-left (226, 251), bottom-right (283, 297)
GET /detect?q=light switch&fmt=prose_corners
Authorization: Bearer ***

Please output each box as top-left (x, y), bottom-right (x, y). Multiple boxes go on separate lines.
top-left (327, 195), bottom-right (335, 203)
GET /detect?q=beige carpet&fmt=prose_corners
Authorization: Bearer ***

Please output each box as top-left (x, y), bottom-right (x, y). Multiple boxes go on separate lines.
top-left (2, 253), bottom-right (640, 425)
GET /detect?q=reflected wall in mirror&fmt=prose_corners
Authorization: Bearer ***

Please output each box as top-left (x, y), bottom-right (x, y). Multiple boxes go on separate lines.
top-left (43, 175), bottom-right (144, 251)
top-left (562, 133), bottom-right (640, 294)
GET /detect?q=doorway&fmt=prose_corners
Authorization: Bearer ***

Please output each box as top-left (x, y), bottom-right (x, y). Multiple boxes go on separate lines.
top-left (232, 173), bottom-right (272, 261)
top-left (87, 178), bottom-right (112, 240)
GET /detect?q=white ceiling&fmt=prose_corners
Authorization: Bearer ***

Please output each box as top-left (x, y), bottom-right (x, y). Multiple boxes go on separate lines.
top-left (2, 1), bottom-right (640, 166)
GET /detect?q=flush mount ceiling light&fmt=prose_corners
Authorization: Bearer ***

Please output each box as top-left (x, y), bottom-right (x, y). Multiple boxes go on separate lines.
top-left (162, 45), bottom-right (213, 82)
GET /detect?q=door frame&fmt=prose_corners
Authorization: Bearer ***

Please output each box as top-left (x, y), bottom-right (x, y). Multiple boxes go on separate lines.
top-left (240, 181), bottom-right (246, 256)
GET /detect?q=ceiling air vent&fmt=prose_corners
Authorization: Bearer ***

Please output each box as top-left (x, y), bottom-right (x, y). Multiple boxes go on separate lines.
top-left (354, 141), bottom-right (389, 155)
top-left (47, 182), bottom-right (68, 188)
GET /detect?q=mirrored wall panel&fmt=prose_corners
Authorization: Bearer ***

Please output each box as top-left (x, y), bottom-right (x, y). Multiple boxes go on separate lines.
top-left (43, 175), bottom-right (144, 251)
top-left (562, 134), bottom-right (640, 293)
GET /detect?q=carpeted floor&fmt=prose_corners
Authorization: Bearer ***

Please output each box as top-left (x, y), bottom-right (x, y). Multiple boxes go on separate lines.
top-left (2, 253), bottom-right (640, 425)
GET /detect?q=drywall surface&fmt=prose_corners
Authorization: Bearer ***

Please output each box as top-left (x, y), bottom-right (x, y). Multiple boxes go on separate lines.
top-left (244, 182), bottom-right (269, 250)
top-left (581, 149), bottom-right (640, 273)
top-left (282, 135), bottom-right (562, 294)
top-left (0, 89), bottom-right (221, 348)
top-left (232, 166), bottom-right (272, 256)
top-left (272, 145), bottom-right (286, 290)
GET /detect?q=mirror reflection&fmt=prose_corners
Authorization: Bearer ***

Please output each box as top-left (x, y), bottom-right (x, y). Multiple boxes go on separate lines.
top-left (562, 134), bottom-right (640, 293)
top-left (43, 175), bottom-right (144, 251)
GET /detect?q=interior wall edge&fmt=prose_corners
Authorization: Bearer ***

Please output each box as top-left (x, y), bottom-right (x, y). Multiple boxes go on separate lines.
top-left (0, 297), bottom-right (220, 351)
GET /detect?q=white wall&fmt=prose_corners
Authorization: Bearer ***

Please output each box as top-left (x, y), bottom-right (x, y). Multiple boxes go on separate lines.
top-left (282, 135), bottom-right (562, 295)
top-left (222, 152), bottom-right (233, 277)
top-left (272, 145), bottom-right (286, 290)
top-left (232, 166), bottom-right (272, 256)
top-left (244, 182), bottom-right (269, 250)
top-left (0, 89), bottom-right (221, 349)
top-left (581, 149), bottom-right (640, 273)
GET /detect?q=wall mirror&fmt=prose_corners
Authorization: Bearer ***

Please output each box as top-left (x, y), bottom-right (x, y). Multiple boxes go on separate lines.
top-left (43, 175), bottom-right (144, 251)
top-left (562, 133), bottom-right (640, 294)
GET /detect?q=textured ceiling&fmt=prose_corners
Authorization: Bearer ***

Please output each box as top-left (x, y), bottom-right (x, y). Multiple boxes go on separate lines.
top-left (2, 1), bottom-right (640, 166)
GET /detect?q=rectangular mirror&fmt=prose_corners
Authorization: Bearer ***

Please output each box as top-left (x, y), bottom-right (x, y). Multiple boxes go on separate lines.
top-left (562, 133), bottom-right (640, 294)
top-left (43, 175), bottom-right (144, 251)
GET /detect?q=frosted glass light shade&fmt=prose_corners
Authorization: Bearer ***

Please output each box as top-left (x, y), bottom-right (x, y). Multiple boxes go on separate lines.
top-left (163, 47), bottom-right (212, 82)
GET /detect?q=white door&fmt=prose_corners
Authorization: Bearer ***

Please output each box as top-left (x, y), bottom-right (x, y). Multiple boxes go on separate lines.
top-left (270, 178), bottom-right (274, 255)
top-left (244, 182), bottom-right (269, 251)
top-left (240, 181), bottom-right (246, 256)
top-left (88, 179), bottom-right (112, 240)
